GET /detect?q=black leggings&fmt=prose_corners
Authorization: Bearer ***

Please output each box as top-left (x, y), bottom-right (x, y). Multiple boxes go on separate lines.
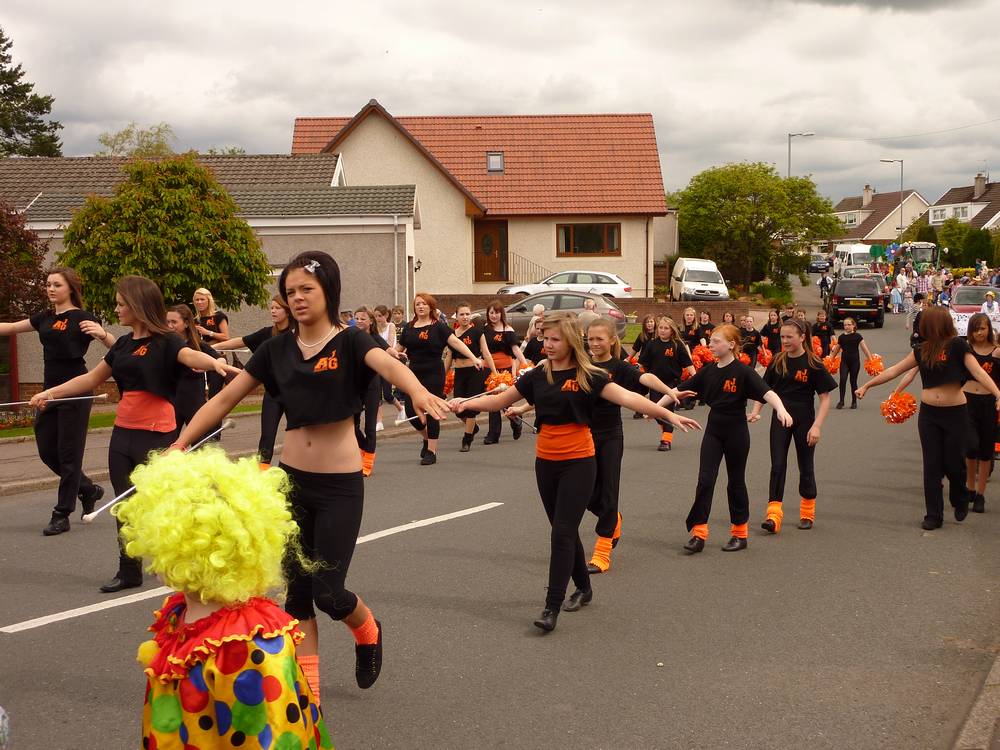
top-left (838, 357), bottom-right (860, 405)
top-left (686, 415), bottom-right (751, 530)
top-left (34, 399), bottom-right (98, 517)
top-left (965, 392), bottom-right (996, 461)
top-left (281, 464), bottom-right (364, 622)
top-left (173, 378), bottom-right (212, 446)
top-left (917, 403), bottom-right (969, 523)
top-left (768, 402), bottom-right (817, 503)
top-left (587, 429), bottom-right (623, 537)
top-left (536, 456), bottom-right (596, 610)
top-left (354, 376), bottom-right (381, 454)
top-left (108, 426), bottom-right (173, 582)
top-left (649, 386), bottom-right (678, 433)
top-left (487, 368), bottom-right (518, 438)
top-left (405, 365), bottom-right (443, 440)
top-left (258, 392), bottom-right (283, 464)
top-left (453, 366), bottom-right (487, 421)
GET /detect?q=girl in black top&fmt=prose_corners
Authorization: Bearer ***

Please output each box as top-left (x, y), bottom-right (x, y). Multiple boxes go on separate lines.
top-left (176, 251), bottom-right (451, 695)
top-left (657, 324), bottom-right (791, 554)
top-left (721, 311), bottom-right (737, 325)
top-left (166, 304), bottom-right (222, 447)
top-left (397, 293), bottom-right (482, 465)
top-left (638, 316), bottom-right (696, 449)
top-left (583, 318), bottom-right (691, 574)
top-left (740, 315), bottom-right (763, 368)
top-left (482, 300), bottom-right (529, 444)
top-left (680, 307), bottom-right (701, 348)
top-left (750, 319), bottom-right (836, 533)
top-left (521, 316), bottom-right (546, 365)
top-left (829, 317), bottom-right (875, 409)
top-left (631, 314), bottom-right (657, 359)
top-left (192, 288), bottom-right (230, 406)
top-left (1, 266), bottom-right (113, 535)
top-left (445, 302), bottom-right (497, 452)
top-left (698, 310), bottom-right (715, 343)
top-left (857, 306), bottom-right (1000, 529)
top-left (455, 312), bottom-right (699, 632)
top-left (213, 295), bottom-right (292, 467)
top-left (760, 309), bottom-right (782, 354)
top-left (30, 275), bottom-right (234, 592)
top-left (813, 310), bottom-right (833, 357)
top-left (961, 313), bottom-right (1000, 513)
top-left (352, 306), bottom-right (393, 476)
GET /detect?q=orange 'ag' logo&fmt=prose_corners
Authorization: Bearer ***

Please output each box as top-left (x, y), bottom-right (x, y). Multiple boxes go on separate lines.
top-left (52, 319), bottom-right (68, 331)
top-left (984, 361), bottom-right (993, 375)
top-left (419, 330), bottom-right (429, 340)
top-left (133, 345), bottom-right (149, 357)
top-left (494, 333), bottom-right (503, 342)
top-left (794, 369), bottom-right (809, 383)
top-left (463, 336), bottom-right (472, 345)
top-left (561, 379), bottom-right (580, 392)
top-left (664, 346), bottom-right (674, 357)
top-left (313, 353), bottom-right (339, 372)
top-left (938, 350), bottom-right (948, 362)
top-left (722, 378), bottom-right (737, 393)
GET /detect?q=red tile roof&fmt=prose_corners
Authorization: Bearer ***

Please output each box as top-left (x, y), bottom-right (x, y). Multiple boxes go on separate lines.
top-left (833, 190), bottom-right (918, 240)
top-left (932, 182), bottom-right (1000, 229)
top-left (292, 101), bottom-right (667, 216)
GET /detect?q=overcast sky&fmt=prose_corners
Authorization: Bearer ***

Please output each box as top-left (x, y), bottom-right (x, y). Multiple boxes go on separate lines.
top-left (6, 0), bottom-right (999, 205)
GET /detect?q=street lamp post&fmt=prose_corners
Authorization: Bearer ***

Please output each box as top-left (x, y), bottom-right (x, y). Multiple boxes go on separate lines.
top-left (880, 158), bottom-right (904, 243)
top-left (787, 132), bottom-right (815, 178)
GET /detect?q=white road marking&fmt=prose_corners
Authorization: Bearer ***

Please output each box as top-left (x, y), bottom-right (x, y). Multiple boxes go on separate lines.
top-left (0, 501), bottom-right (504, 634)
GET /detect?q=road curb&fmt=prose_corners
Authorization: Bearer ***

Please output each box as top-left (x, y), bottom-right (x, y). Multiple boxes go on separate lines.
top-left (953, 654), bottom-right (1000, 750)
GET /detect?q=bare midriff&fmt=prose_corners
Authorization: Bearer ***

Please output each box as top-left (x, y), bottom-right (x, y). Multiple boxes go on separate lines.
top-left (921, 383), bottom-right (969, 407)
top-left (280, 418), bottom-right (363, 473)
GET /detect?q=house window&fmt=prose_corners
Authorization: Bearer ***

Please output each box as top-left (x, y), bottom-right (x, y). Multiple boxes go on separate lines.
top-left (930, 208), bottom-right (947, 223)
top-left (844, 213), bottom-right (858, 226)
top-left (486, 152), bottom-right (504, 173)
top-left (556, 223), bottom-right (621, 257)
top-left (953, 205), bottom-right (968, 219)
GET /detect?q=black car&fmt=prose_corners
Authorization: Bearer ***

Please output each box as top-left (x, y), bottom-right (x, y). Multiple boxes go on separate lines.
top-left (824, 278), bottom-right (885, 328)
top-left (858, 272), bottom-right (892, 310)
top-left (808, 253), bottom-right (831, 273)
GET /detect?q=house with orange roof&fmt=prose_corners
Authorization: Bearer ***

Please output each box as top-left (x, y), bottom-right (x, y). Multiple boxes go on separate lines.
top-left (292, 99), bottom-right (670, 297)
top-left (830, 183), bottom-right (929, 244)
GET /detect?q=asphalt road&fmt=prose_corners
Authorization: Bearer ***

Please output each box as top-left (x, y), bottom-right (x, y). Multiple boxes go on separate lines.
top-left (0, 301), bottom-right (997, 749)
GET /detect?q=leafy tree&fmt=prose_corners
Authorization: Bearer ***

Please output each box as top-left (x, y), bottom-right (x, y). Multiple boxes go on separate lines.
top-left (677, 162), bottom-right (840, 288)
top-left (59, 155), bottom-right (271, 320)
top-left (899, 214), bottom-right (938, 245)
top-left (95, 121), bottom-right (175, 158)
top-left (0, 26), bottom-right (62, 156)
top-left (205, 146), bottom-right (246, 155)
top-left (937, 218), bottom-right (970, 266)
top-left (961, 228), bottom-right (993, 268)
top-left (0, 199), bottom-right (48, 319)
top-left (991, 229), bottom-right (1000, 268)
top-left (915, 223), bottom-right (938, 245)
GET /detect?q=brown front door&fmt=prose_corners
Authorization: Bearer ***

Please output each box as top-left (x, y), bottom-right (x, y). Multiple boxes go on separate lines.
top-left (474, 220), bottom-right (507, 282)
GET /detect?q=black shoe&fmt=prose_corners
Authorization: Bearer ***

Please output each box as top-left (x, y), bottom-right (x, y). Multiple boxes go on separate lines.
top-left (586, 562), bottom-right (603, 574)
top-left (473, 424), bottom-right (481, 436)
top-left (797, 519), bottom-right (813, 530)
top-left (835, 402), bottom-right (844, 409)
top-left (99, 576), bottom-right (142, 593)
top-left (355, 619), bottom-right (382, 689)
top-left (721, 536), bottom-right (748, 552)
top-left (954, 496), bottom-right (970, 522)
top-left (683, 536), bottom-right (705, 554)
top-left (420, 451), bottom-right (437, 466)
top-left (533, 609), bottom-right (558, 632)
top-left (563, 589), bottom-right (593, 612)
top-left (42, 513), bottom-right (70, 536)
top-left (420, 439), bottom-right (429, 459)
top-left (761, 519), bottom-right (777, 533)
top-left (79, 484), bottom-right (105, 517)
top-left (657, 440), bottom-right (672, 452)
top-left (921, 517), bottom-right (943, 531)
top-left (972, 493), bottom-right (985, 513)
top-left (849, 402), bottom-right (857, 410)
top-left (483, 435), bottom-right (499, 445)
top-left (460, 434), bottom-right (473, 452)
top-left (511, 420), bottom-right (523, 440)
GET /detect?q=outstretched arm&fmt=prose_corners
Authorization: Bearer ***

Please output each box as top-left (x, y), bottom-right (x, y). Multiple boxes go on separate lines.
top-left (602, 383), bottom-right (701, 432)
top-left (856, 351), bottom-right (918, 398)
top-left (365, 348), bottom-right (448, 421)
top-left (30, 361), bottom-right (112, 408)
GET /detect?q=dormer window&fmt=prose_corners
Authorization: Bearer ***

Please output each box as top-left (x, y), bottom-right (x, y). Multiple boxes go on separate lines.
top-left (486, 152), bottom-right (504, 173)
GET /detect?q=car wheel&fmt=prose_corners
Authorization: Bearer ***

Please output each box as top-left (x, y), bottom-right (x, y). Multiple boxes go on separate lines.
top-left (875, 314), bottom-right (884, 329)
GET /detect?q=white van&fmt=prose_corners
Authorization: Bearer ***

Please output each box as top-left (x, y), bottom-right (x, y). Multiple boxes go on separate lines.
top-left (833, 244), bottom-right (872, 276)
top-left (669, 258), bottom-right (730, 302)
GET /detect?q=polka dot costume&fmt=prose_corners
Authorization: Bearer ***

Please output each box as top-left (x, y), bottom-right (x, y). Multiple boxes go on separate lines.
top-left (140, 593), bottom-right (333, 749)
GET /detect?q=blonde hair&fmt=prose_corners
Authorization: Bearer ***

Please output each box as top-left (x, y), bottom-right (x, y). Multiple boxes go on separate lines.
top-left (113, 448), bottom-right (307, 605)
top-left (656, 316), bottom-right (685, 347)
top-left (682, 307), bottom-right (697, 324)
top-left (586, 317), bottom-right (622, 360)
top-left (192, 287), bottom-right (217, 316)
top-left (540, 312), bottom-right (603, 393)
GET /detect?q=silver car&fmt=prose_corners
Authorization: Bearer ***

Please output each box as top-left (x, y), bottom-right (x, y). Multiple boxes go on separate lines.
top-left (472, 291), bottom-right (627, 338)
top-left (498, 270), bottom-right (633, 298)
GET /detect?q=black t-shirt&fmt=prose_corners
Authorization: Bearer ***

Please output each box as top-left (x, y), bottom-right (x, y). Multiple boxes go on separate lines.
top-left (449, 325), bottom-right (486, 360)
top-left (178, 342), bottom-right (219, 383)
top-left (399, 320), bottom-right (452, 372)
top-left (103, 333), bottom-right (189, 399)
top-left (484, 328), bottom-right (519, 357)
top-left (242, 325), bottom-right (276, 354)
top-left (740, 329), bottom-right (763, 355)
top-left (515, 365), bottom-right (609, 429)
top-left (970, 348), bottom-right (1000, 388)
top-left (681, 323), bottom-right (701, 348)
top-left (522, 337), bottom-right (545, 364)
top-left (245, 326), bottom-right (378, 429)
top-left (698, 323), bottom-right (715, 342)
top-left (631, 332), bottom-right (653, 355)
top-left (837, 332), bottom-right (863, 360)
top-left (30, 308), bottom-right (101, 389)
top-left (763, 354), bottom-right (837, 406)
top-left (197, 312), bottom-right (228, 334)
top-left (684, 359), bottom-right (770, 419)
top-left (917, 337), bottom-right (969, 389)
top-left (813, 321), bottom-right (833, 345)
top-left (591, 357), bottom-right (644, 433)
top-left (638, 338), bottom-right (693, 386)
top-left (761, 323), bottom-right (782, 352)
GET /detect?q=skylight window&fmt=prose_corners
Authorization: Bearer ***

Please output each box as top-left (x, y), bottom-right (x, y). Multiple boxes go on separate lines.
top-left (487, 152), bottom-right (504, 173)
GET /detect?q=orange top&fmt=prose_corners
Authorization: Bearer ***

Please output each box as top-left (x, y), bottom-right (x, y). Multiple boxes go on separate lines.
top-left (115, 391), bottom-right (176, 433)
top-left (536, 423), bottom-right (594, 461)
top-left (491, 352), bottom-right (513, 370)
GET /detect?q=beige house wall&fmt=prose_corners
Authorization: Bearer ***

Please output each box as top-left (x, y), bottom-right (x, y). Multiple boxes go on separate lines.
top-left (862, 193), bottom-right (929, 243)
top-left (334, 115), bottom-right (474, 294)
top-left (652, 210), bottom-right (679, 260)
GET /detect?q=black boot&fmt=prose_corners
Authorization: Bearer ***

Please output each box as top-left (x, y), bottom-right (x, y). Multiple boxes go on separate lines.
top-left (511, 419), bottom-right (523, 440)
top-left (460, 433), bottom-right (474, 452)
top-left (683, 536), bottom-right (705, 554)
top-left (79, 484), bottom-right (105, 517)
top-left (99, 573), bottom-right (142, 593)
top-left (42, 512), bottom-right (70, 536)
top-left (533, 608), bottom-right (559, 632)
top-left (563, 589), bottom-right (593, 612)
top-left (355, 619), bottom-right (383, 689)
top-left (972, 493), bottom-right (985, 513)
top-left (483, 434), bottom-right (499, 445)
top-left (420, 439), bottom-right (429, 459)
top-left (954, 492), bottom-right (970, 522)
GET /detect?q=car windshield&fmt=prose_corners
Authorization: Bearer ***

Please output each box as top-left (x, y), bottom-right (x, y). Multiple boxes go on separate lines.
top-left (952, 287), bottom-right (1000, 306)
top-left (911, 247), bottom-right (935, 264)
top-left (685, 270), bottom-right (724, 283)
top-left (842, 267), bottom-right (868, 278)
top-left (811, 254), bottom-right (825, 261)
top-left (835, 280), bottom-right (878, 295)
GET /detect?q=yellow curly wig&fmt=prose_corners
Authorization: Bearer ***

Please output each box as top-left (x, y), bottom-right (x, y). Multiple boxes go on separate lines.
top-left (113, 448), bottom-right (301, 605)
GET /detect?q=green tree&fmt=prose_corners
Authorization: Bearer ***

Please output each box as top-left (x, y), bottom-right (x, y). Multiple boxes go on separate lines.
top-left (59, 155), bottom-right (271, 320)
top-left (915, 223), bottom-right (938, 245)
top-left (677, 162), bottom-right (840, 288)
top-left (900, 214), bottom-right (938, 244)
top-left (962, 228), bottom-right (993, 268)
top-left (95, 121), bottom-right (175, 158)
top-left (0, 199), bottom-right (48, 319)
top-left (0, 26), bottom-right (62, 156)
top-left (205, 146), bottom-right (246, 155)
top-left (991, 229), bottom-right (1000, 268)
top-left (937, 218), bottom-right (971, 266)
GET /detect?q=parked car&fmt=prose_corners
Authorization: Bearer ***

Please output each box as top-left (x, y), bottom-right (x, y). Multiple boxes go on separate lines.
top-left (807, 253), bottom-right (831, 273)
top-left (669, 258), bottom-right (730, 302)
top-left (840, 265), bottom-right (871, 279)
top-left (497, 271), bottom-right (632, 298)
top-left (858, 272), bottom-right (891, 310)
top-left (824, 278), bottom-right (885, 328)
top-left (471, 291), bottom-right (627, 338)
top-left (948, 285), bottom-right (1000, 335)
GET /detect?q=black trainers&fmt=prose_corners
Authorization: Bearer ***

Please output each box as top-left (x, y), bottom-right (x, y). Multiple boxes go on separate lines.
top-left (533, 609), bottom-right (558, 632)
top-left (420, 452), bottom-right (437, 466)
top-left (80, 484), bottom-right (105, 517)
top-left (42, 513), bottom-right (70, 536)
top-left (355, 620), bottom-right (382, 689)
top-left (562, 589), bottom-right (593, 612)
top-left (972, 493), bottom-right (985, 513)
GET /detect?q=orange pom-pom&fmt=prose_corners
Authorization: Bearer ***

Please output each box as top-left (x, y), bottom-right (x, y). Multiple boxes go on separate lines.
top-left (444, 369), bottom-right (455, 396)
top-left (757, 347), bottom-right (773, 368)
top-left (864, 355), bottom-right (884, 376)
top-left (680, 368), bottom-right (691, 381)
top-left (627, 354), bottom-right (639, 366)
top-left (692, 344), bottom-right (716, 364)
top-left (486, 371), bottom-right (515, 391)
top-left (738, 353), bottom-right (751, 365)
top-left (823, 355), bottom-right (841, 374)
top-left (880, 391), bottom-right (917, 424)
top-left (812, 336), bottom-right (824, 357)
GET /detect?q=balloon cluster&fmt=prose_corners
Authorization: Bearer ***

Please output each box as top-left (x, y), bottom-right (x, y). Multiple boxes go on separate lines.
top-left (823, 355), bottom-right (841, 374)
top-left (757, 346), bottom-right (773, 368)
top-left (864, 355), bottom-right (884, 376)
top-left (691, 344), bottom-right (716, 370)
top-left (812, 336), bottom-right (823, 357)
top-left (880, 391), bottom-right (917, 424)
top-left (443, 369), bottom-right (455, 396)
top-left (486, 371), bottom-right (515, 391)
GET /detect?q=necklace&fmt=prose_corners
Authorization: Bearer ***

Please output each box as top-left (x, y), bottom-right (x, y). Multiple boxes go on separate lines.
top-left (297, 324), bottom-right (338, 348)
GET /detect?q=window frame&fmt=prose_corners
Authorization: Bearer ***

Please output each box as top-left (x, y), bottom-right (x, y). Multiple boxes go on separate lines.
top-left (930, 208), bottom-right (947, 223)
top-left (486, 152), bottom-right (504, 173)
top-left (555, 223), bottom-right (622, 258)
top-left (953, 205), bottom-right (968, 219)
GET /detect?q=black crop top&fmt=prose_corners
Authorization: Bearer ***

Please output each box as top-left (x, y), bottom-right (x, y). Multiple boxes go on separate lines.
top-left (917, 337), bottom-right (969, 389)
top-left (30, 309), bottom-right (100, 389)
top-left (763, 354), bottom-right (836, 405)
top-left (591, 357), bottom-right (644, 432)
top-left (685, 359), bottom-right (771, 419)
top-left (197, 312), bottom-right (228, 333)
top-left (969, 348), bottom-right (1000, 388)
top-left (484, 328), bottom-right (518, 356)
top-left (449, 325), bottom-right (486, 360)
top-left (399, 320), bottom-right (452, 371)
top-left (103, 333), bottom-right (189, 400)
top-left (638, 338), bottom-right (693, 385)
top-left (522, 337), bottom-right (545, 364)
top-left (514, 365), bottom-right (610, 429)
top-left (245, 326), bottom-right (378, 429)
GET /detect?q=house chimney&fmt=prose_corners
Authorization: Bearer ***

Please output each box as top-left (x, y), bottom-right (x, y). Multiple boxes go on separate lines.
top-left (974, 172), bottom-right (987, 200)
top-left (862, 184), bottom-right (874, 208)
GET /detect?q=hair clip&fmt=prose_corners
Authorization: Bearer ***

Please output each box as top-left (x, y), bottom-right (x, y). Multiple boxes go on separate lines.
top-left (304, 260), bottom-right (320, 274)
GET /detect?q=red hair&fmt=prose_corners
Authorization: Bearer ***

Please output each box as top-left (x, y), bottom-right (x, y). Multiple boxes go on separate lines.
top-left (410, 292), bottom-right (439, 324)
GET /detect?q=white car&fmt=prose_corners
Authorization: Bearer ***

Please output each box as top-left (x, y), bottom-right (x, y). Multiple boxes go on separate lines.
top-left (498, 271), bottom-right (633, 298)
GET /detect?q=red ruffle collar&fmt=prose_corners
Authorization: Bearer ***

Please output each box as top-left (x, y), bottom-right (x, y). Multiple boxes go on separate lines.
top-left (143, 592), bottom-right (302, 682)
